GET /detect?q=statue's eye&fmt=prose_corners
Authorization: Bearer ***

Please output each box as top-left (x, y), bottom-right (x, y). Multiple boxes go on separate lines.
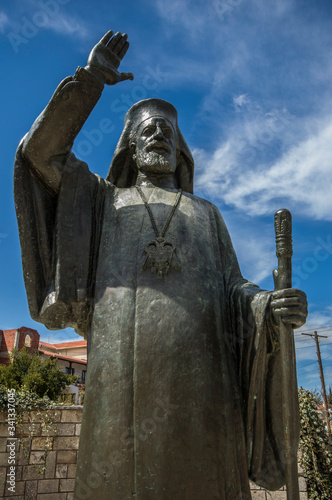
top-left (142, 126), bottom-right (155, 136)
top-left (162, 127), bottom-right (172, 138)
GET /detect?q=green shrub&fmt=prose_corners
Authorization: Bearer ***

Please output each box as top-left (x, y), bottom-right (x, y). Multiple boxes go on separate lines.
top-left (298, 388), bottom-right (332, 500)
top-left (0, 348), bottom-right (77, 400)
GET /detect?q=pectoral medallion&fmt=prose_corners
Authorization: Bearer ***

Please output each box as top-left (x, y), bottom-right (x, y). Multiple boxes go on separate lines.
top-left (135, 186), bottom-right (182, 279)
top-left (142, 237), bottom-right (180, 279)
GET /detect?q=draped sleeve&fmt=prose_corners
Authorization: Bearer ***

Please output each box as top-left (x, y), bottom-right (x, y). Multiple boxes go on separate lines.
top-left (211, 205), bottom-right (299, 490)
top-left (14, 66), bottom-right (106, 337)
top-left (14, 146), bottom-right (106, 337)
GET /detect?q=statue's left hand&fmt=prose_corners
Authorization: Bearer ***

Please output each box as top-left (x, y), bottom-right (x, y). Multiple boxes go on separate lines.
top-left (85, 30), bottom-right (134, 86)
top-left (270, 288), bottom-right (308, 329)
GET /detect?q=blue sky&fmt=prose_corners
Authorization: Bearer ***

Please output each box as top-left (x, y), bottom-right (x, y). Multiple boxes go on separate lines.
top-left (1, 0), bottom-right (332, 391)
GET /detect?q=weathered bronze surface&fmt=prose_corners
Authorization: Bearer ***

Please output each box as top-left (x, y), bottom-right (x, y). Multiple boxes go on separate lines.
top-left (14, 30), bottom-right (308, 499)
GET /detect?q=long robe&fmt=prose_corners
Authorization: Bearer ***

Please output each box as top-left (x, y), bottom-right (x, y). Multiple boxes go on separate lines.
top-left (14, 68), bottom-right (297, 499)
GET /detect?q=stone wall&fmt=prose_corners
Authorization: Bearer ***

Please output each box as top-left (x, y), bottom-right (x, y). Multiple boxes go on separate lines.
top-left (0, 406), bottom-right (82, 499)
top-left (250, 475), bottom-right (308, 499)
top-left (0, 406), bottom-right (308, 499)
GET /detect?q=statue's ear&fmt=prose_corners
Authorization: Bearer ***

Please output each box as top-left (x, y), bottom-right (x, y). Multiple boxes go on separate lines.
top-left (130, 142), bottom-right (136, 160)
top-left (175, 153), bottom-right (194, 193)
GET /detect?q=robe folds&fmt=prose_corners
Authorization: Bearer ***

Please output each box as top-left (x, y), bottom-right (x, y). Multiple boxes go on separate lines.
top-left (15, 148), bottom-right (295, 500)
top-left (14, 68), bottom-right (298, 499)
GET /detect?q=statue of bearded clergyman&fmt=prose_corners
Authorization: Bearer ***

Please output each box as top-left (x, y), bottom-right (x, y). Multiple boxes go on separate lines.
top-left (14, 31), bottom-right (307, 499)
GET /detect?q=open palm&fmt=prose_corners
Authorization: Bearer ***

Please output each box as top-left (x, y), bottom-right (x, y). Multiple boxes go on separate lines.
top-left (86, 30), bottom-right (134, 85)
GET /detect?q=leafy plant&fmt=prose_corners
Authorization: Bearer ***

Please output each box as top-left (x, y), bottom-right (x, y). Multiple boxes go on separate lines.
top-left (0, 348), bottom-right (77, 400)
top-left (0, 349), bottom-right (77, 476)
top-left (298, 388), bottom-right (332, 500)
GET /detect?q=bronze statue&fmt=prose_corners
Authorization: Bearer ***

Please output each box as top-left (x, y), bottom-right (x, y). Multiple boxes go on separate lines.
top-left (14, 31), bottom-right (308, 499)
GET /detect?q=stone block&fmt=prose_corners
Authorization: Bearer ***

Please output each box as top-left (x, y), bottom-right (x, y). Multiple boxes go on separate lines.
top-left (67, 464), bottom-right (76, 478)
top-left (60, 478), bottom-right (75, 492)
top-left (299, 493), bottom-right (308, 500)
top-left (56, 451), bottom-right (77, 464)
top-left (2, 497), bottom-right (25, 500)
top-left (29, 451), bottom-right (44, 465)
top-left (17, 441), bottom-right (30, 466)
top-left (0, 467), bottom-right (6, 496)
top-left (2, 496), bottom-right (25, 500)
top-left (60, 410), bottom-right (82, 423)
top-left (0, 425), bottom-right (10, 437)
top-left (31, 437), bottom-right (49, 450)
top-left (36, 494), bottom-right (67, 499)
top-left (37, 478), bottom-right (59, 493)
top-left (56, 464), bottom-right (68, 478)
top-left (5, 479), bottom-right (25, 495)
top-left (298, 476), bottom-right (307, 491)
top-left (53, 424), bottom-right (75, 437)
top-left (266, 491), bottom-right (287, 499)
top-left (250, 481), bottom-right (262, 489)
top-left (45, 451), bottom-right (57, 479)
top-left (16, 466), bottom-right (23, 481)
top-left (18, 423), bottom-right (41, 437)
top-left (29, 410), bottom-right (61, 423)
top-left (75, 424), bottom-right (81, 436)
top-left (21, 412), bottom-right (30, 423)
top-left (251, 491), bottom-right (266, 499)
top-left (22, 465), bottom-right (42, 481)
top-left (67, 493), bottom-right (74, 500)
top-left (0, 452), bottom-right (9, 466)
top-left (25, 480), bottom-right (38, 500)
top-left (0, 412), bottom-right (7, 423)
top-left (0, 437), bottom-right (8, 452)
top-left (53, 437), bottom-right (79, 450)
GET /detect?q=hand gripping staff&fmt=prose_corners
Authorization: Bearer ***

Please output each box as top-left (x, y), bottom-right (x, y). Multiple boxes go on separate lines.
top-left (273, 209), bottom-right (300, 500)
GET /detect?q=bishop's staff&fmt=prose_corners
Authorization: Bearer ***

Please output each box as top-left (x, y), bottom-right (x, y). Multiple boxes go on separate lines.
top-left (273, 209), bottom-right (300, 500)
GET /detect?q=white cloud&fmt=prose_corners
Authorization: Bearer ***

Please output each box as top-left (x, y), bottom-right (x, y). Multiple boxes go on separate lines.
top-left (2, 2), bottom-right (90, 40)
top-left (233, 94), bottom-right (249, 111)
top-left (0, 11), bottom-right (9, 33)
top-left (194, 110), bottom-right (332, 221)
top-left (45, 14), bottom-right (90, 39)
top-left (152, 0), bottom-right (215, 35)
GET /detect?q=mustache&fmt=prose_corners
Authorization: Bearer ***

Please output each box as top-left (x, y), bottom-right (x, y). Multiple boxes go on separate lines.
top-left (145, 141), bottom-right (171, 153)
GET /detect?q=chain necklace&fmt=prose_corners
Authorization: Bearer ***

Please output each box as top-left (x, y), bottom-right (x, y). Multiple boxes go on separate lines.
top-left (135, 185), bottom-right (182, 279)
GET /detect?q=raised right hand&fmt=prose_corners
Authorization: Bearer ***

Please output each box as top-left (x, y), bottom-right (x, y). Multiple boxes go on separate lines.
top-left (86, 30), bottom-right (134, 86)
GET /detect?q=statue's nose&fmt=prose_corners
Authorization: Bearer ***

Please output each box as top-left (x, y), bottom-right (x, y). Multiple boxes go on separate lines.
top-left (153, 126), bottom-right (164, 139)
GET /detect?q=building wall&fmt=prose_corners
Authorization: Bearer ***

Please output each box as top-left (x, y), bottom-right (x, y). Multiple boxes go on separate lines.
top-left (0, 328), bottom-right (39, 365)
top-left (40, 358), bottom-right (86, 381)
top-left (55, 348), bottom-right (87, 361)
top-left (0, 408), bottom-right (308, 499)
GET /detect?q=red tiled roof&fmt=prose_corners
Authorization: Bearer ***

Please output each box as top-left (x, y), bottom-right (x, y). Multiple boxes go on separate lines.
top-left (39, 341), bottom-right (57, 349)
top-left (39, 350), bottom-right (87, 365)
top-left (52, 341), bottom-right (87, 348)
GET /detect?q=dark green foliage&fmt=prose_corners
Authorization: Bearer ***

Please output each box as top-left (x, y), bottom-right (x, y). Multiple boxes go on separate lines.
top-left (0, 348), bottom-right (76, 400)
top-left (0, 383), bottom-right (53, 411)
top-left (298, 388), bottom-right (332, 500)
top-left (327, 385), bottom-right (332, 406)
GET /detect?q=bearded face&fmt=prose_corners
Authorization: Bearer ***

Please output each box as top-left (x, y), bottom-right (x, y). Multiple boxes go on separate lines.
top-left (132, 117), bottom-right (178, 175)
